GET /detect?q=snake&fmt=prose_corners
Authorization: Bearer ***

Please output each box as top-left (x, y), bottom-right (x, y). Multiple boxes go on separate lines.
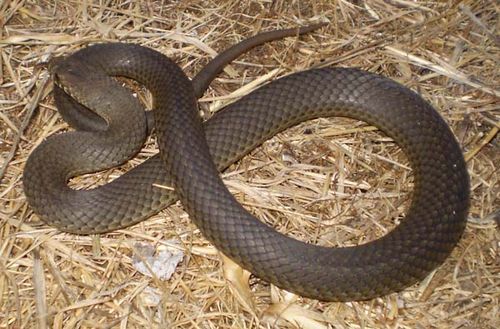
top-left (23, 24), bottom-right (470, 301)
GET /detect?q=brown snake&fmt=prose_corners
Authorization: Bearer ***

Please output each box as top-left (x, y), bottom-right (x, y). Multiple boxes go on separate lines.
top-left (23, 24), bottom-right (469, 301)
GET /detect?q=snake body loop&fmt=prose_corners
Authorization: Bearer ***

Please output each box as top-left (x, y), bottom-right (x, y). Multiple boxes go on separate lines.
top-left (23, 27), bottom-right (469, 301)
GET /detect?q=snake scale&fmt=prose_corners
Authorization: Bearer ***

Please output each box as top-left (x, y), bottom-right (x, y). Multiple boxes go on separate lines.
top-left (23, 24), bottom-right (469, 301)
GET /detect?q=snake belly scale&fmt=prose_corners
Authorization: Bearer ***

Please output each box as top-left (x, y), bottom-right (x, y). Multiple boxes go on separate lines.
top-left (23, 25), bottom-right (469, 301)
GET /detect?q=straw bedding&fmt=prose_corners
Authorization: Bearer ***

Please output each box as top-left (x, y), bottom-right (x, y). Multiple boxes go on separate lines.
top-left (0, 1), bottom-right (498, 328)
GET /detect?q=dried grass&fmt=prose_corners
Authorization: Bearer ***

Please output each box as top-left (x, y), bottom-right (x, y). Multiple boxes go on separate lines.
top-left (1, 0), bottom-right (498, 328)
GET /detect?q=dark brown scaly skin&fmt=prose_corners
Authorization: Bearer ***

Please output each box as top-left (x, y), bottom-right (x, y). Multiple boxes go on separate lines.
top-left (23, 25), bottom-right (469, 301)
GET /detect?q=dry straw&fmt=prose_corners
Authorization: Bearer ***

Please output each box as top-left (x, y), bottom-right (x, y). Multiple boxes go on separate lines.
top-left (1, 1), bottom-right (498, 328)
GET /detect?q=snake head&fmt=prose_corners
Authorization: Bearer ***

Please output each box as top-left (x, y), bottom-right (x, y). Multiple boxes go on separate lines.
top-left (47, 54), bottom-right (115, 119)
top-left (49, 56), bottom-right (91, 96)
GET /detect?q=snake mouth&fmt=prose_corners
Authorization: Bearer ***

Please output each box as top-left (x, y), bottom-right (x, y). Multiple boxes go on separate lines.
top-left (49, 62), bottom-right (79, 97)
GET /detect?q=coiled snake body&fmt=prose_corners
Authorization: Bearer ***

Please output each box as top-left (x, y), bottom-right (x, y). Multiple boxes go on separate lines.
top-left (23, 25), bottom-right (469, 301)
